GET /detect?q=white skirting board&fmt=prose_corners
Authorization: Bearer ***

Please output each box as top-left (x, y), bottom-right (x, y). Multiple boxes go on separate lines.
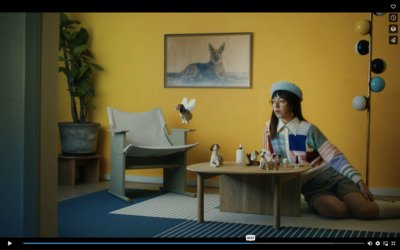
top-left (101, 174), bottom-right (400, 197)
top-left (370, 188), bottom-right (400, 197)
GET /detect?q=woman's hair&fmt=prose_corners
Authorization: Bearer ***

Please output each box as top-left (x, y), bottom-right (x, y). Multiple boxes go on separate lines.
top-left (269, 90), bottom-right (306, 138)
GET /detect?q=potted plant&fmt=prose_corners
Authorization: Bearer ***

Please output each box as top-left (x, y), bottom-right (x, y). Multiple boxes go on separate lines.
top-left (58, 13), bottom-right (104, 155)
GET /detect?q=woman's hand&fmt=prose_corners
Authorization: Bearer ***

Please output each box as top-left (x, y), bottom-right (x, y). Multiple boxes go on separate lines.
top-left (358, 180), bottom-right (374, 202)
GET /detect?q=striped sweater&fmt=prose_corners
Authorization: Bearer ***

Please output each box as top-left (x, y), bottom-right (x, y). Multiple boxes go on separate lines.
top-left (262, 117), bottom-right (362, 185)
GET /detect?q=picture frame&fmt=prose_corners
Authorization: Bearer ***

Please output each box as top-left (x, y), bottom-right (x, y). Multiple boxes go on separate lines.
top-left (164, 33), bottom-right (252, 88)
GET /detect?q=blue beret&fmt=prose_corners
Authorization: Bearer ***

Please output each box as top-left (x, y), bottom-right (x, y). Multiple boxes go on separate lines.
top-left (270, 81), bottom-right (303, 101)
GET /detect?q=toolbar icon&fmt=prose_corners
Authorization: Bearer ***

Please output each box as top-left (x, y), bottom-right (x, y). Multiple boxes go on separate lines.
top-left (389, 13), bottom-right (398, 22)
top-left (390, 24), bottom-right (398, 33)
top-left (389, 36), bottom-right (398, 44)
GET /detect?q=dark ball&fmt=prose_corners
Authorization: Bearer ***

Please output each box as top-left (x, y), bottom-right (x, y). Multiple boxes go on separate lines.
top-left (355, 40), bottom-right (369, 55)
top-left (371, 58), bottom-right (386, 74)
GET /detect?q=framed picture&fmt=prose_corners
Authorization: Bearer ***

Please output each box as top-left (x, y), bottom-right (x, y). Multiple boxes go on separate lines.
top-left (164, 33), bottom-right (252, 88)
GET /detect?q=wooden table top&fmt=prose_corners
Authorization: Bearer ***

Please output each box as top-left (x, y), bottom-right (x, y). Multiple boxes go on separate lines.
top-left (187, 161), bottom-right (311, 175)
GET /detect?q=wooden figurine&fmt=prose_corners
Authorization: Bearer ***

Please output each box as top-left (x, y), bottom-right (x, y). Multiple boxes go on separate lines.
top-left (266, 157), bottom-right (274, 170)
top-left (273, 154), bottom-right (281, 170)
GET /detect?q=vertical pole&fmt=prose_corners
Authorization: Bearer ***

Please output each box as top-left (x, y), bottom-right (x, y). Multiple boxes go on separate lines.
top-left (366, 12), bottom-right (373, 187)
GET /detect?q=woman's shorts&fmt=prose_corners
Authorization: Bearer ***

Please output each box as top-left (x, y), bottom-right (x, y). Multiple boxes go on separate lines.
top-left (301, 167), bottom-right (361, 210)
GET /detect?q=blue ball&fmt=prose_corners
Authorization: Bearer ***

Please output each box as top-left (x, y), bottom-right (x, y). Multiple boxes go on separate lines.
top-left (370, 76), bottom-right (385, 92)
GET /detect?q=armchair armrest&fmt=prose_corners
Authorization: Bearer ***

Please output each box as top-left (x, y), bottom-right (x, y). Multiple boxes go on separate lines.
top-left (108, 129), bottom-right (128, 155)
top-left (166, 128), bottom-right (196, 146)
top-left (108, 129), bottom-right (129, 135)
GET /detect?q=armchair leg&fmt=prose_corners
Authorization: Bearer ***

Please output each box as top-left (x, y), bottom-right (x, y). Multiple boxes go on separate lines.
top-left (109, 133), bottom-right (132, 202)
top-left (108, 157), bottom-right (132, 202)
top-left (163, 159), bottom-right (195, 197)
top-left (108, 189), bottom-right (132, 202)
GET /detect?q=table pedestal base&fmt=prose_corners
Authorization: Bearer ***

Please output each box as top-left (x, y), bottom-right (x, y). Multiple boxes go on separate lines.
top-left (220, 174), bottom-right (301, 216)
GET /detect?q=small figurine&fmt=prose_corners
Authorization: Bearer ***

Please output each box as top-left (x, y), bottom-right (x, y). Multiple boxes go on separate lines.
top-left (210, 144), bottom-right (224, 167)
top-left (246, 150), bottom-right (259, 166)
top-left (259, 150), bottom-right (266, 169)
top-left (251, 150), bottom-right (259, 162)
top-left (273, 154), bottom-right (281, 170)
top-left (245, 153), bottom-right (252, 166)
top-left (175, 97), bottom-right (195, 124)
top-left (266, 157), bottom-right (274, 170)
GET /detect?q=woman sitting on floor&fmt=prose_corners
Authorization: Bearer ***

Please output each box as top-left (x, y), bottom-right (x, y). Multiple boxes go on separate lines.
top-left (262, 81), bottom-right (400, 219)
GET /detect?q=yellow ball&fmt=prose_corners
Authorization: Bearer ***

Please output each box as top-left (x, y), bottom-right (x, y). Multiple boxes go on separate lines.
top-left (355, 19), bottom-right (371, 35)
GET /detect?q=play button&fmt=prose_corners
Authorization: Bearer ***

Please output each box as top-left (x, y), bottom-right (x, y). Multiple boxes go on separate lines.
top-left (8, 241), bottom-right (11, 246)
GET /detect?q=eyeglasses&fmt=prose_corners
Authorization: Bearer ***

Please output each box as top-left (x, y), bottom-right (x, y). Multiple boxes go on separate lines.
top-left (269, 98), bottom-right (287, 106)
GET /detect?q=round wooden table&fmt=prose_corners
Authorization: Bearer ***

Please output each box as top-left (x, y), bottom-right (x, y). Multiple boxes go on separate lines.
top-left (187, 161), bottom-right (310, 229)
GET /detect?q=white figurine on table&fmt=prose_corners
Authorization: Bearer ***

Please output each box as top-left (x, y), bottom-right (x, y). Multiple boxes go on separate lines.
top-left (210, 144), bottom-right (224, 167)
top-left (251, 150), bottom-right (259, 162)
top-left (259, 150), bottom-right (266, 169)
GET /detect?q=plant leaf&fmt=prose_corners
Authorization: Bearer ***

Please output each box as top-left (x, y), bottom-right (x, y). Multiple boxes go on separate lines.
top-left (73, 44), bottom-right (89, 56)
top-left (76, 63), bottom-right (90, 80)
top-left (60, 13), bottom-right (80, 28)
top-left (68, 28), bottom-right (89, 48)
top-left (86, 88), bottom-right (95, 97)
top-left (90, 63), bottom-right (104, 71)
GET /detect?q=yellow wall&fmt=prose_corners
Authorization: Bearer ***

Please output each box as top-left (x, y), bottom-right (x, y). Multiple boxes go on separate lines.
top-left (58, 13), bottom-right (400, 189)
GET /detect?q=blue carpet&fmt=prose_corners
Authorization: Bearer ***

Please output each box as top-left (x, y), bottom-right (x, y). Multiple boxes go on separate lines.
top-left (58, 189), bottom-right (186, 237)
top-left (58, 189), bottom-right (399, 239)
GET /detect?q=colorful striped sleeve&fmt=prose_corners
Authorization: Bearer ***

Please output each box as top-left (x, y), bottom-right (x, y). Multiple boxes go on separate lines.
top-left (262, 121), bottom-right (274, 159)
top-left (307, 124), bottom-right (362, 184)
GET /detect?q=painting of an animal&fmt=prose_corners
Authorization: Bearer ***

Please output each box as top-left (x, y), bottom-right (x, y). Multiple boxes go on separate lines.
top-left (168, 43), bottom-right (225, 83)
top-left (165, 33), bottom-right (252, 88)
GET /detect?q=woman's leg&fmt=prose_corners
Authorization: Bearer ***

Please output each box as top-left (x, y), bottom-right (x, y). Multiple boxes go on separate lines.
top-left (343, 192), bottom-right (379, 219)
top-left (312, 195), bottom-right (352, 219)
top-left (314, 192), bottom-right (400, 219)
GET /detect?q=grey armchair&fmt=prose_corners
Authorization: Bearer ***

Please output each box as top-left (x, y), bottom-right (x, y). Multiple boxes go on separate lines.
top-left (107, 107), bottom-right (199, 202)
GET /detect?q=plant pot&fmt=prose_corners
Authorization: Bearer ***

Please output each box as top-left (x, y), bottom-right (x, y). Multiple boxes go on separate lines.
top-left (58, 122), bottom-right (100, 156)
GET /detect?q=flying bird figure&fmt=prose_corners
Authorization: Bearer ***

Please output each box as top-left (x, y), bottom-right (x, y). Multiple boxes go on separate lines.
top-left (175, 97), bottom-right (196, 124)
